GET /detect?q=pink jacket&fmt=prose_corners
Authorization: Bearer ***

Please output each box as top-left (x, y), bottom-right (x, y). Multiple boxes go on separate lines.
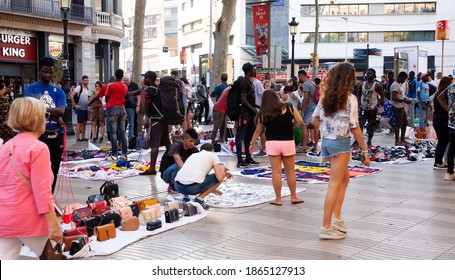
top-left (0, 133), bottom-right (54, 237)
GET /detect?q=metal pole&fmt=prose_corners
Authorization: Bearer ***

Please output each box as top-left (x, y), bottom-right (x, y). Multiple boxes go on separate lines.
top-left (366, 43), bottom-right (369, 74)
top-left (208, 0), bottom-right (213, 86)
top-left (342, 17), bottom-right (348, 62)
top-left (62, 8), bottom-right (74, 135)
top-left (291, 35), bottom-right (295, 78)
top-left (442, 39), bottom-right (445, 74)
top-left (267, 2), bottom-right (271, 73)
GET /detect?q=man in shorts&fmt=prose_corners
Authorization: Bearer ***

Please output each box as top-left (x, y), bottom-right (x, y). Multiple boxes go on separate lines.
top-left (140, 71), bottom-right (171, 175)
top-left (298, 69), bottom-right (319, 153)
top-left (391, 71), bottom-right (411, 145)
top-left (174, 143), bottom-right (232, 209)
top-left (71, 75), bottom-right (90, 142)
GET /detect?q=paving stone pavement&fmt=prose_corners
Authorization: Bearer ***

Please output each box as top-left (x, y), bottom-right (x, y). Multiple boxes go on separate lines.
top-left (59, 130), bottom-right (455, 260)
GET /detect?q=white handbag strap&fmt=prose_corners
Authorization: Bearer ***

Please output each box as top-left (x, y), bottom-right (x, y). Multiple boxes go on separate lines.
top-left (9, 139), bottom-right (32, 188)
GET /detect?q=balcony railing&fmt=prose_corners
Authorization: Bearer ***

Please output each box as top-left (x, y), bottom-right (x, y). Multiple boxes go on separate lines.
top-left (0, 0), bottom-right (93, 23)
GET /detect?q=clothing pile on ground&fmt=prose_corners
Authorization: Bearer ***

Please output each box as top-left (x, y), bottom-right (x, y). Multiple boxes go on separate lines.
top-left (351, 140), bottom-right (436, 163)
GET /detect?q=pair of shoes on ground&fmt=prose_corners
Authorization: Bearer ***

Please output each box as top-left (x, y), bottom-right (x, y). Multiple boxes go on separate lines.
top-left (77, 138), bottom-right (88, 142)
top-left (237, 158), bottom-right (260, 168)
top-left (140, 169), bottom-right (157, 176)
top-left (194, 197), bottom-right (209, 209)
top-left (167, 183), bottom-right (178, 194)
top-left (319, 219), bottom-right (347, 240)
top-left (106, 155), bottom-right (118, 161)
top-left (444, 172), bottom-right (455, 181)
top-left (434, 163), bottom-right (448, 170)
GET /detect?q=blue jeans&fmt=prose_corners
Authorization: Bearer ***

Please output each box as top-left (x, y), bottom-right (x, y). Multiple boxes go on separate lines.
top-left (235, 109), bottom-right (256, 162)
top-left (109, 107), bottom-right (128, 156)
top-left (175, 174), bottom-right (220, 195)
top-left (161, 163), bottom-right (180, 183)
top-left (418, 101), bottom-right (429, 128)
top-left (125, 107), bottom-right (135, 140)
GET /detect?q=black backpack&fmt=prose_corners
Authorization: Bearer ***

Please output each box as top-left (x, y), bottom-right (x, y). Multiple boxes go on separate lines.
top-left (152, 76), bottom-right (185, 125)
top-left (74, 85), bottom-right (83, 104)
top-left (226, 78), bottom-right (244, 121)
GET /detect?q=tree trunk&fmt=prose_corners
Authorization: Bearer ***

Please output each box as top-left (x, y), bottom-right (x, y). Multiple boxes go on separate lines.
top-left (312, 0), bottom-right (319, 81)
top-left (132, 0), bottom-right (146, 84)
top-left (210, 0), bottom-right (237, 92)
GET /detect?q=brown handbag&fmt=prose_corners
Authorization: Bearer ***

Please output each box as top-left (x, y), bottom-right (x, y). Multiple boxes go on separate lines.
top-left (95, 223), bottom-right (116, 242)
top-left (120, 216), bottom-right (140, 231)
top-left (63, 234), bottom-right (88, 252)
top-left (39, 239), bottom-right (67, 260)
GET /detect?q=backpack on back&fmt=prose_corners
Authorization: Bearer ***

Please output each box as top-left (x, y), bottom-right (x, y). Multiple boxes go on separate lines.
top-left (226, 78), bottom-right (244, 121)
top-left (155, 76), bottom-right (185, 125)
top-left (74, 85), bottom-right (83, 105)
top-left (309, 81), bottom-right (320, 103)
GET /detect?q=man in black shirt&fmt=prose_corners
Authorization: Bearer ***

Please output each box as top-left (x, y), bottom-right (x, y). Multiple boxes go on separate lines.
top-left (236, 62), bottom-right (260, 168)
top-left (160, 128), bottom-right (199, 192)
top-left (140, 71), bottom-right (171, 175)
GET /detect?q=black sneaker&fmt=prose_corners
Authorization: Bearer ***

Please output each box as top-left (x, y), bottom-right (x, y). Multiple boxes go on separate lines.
top-left (237, 160), bottom-right (249, 168)
top-left (140, 169), bottom-right (157, 175)
top-left (245, 158), bottom-right (260, 165)
top-left (433, 163), bottom-right (448, 170)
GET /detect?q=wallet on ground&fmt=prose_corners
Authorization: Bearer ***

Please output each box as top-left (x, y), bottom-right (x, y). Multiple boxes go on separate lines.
top-left (95, 223), bottom-right (116, 242)
top-left (146, 219), bottom-right (162, 231)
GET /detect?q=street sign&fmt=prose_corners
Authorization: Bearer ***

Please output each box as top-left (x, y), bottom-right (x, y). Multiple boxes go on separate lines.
top-left (162, 46), bottom-right (168, 53)
top-left (436, 20), bottom-right (450, 40)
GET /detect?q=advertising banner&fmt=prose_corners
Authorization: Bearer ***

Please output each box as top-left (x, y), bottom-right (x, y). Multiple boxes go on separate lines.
top-left (252, 4), bottom-right (269, 56)
top-left (0, 33), bottom-right (37, 62)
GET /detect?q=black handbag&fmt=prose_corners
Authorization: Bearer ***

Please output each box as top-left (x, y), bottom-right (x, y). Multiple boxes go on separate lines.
top-left (101, 212), bottom-right (122, 228)
top-left (81, 216), bottom-right (102, 237)
top-left (69, 236), bottom-right (86, 256)
top-left (165, 208), bottom-right (179, 223)
top-left (183, 203), bottom-right (198, 217)
top-left (99, 180), bottom-right (119, 205)
top-left (129, 203), bottom-right (140, 217)
top-left (146, 219), bottom-right (162, 231)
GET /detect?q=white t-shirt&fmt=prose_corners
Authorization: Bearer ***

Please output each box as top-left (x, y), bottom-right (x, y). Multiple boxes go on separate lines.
top-left (312, 94), bottom-right (359, 139)
top-left (253, 79), bottom-right (264, 107)
top-left (174, 150), bottom-right (221, 185)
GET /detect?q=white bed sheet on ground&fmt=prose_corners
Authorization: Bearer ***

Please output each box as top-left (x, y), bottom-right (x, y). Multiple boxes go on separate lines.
top-left (20, 202), bottom-right (206, 259)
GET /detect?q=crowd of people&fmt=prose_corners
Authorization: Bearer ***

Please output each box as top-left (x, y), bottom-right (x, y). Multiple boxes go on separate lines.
top-left (3, 56), bottom-right (455, 260)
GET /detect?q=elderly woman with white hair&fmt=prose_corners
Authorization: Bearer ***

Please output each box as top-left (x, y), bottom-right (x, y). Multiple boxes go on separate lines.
top-left (0, 97), bottom-right (63, 259)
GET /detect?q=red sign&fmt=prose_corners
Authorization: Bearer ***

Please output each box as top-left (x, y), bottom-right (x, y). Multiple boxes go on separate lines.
top-left (257, 73), bottom-right (287, 82)
top-left (0, 34), bottom-right (37, 62)
top-left (252, 4), bottom-right (269, 56)
top-left (436, 20), bottom-right (450, 40)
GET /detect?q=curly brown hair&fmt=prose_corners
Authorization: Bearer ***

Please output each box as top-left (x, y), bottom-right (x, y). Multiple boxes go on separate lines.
top-left (320, 62), bottom-right (355, 117)
top-left (255, 89), bottom-right (287, 124)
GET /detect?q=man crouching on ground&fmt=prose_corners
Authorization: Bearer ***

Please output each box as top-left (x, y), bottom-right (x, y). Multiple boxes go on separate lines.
top-left (174, 143), bottom-right (232, 209)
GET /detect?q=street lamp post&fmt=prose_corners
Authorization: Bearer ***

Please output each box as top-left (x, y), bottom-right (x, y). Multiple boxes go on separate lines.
top-left (342, 17), bottom-right (348, 62)
top-left (61, 0), bottom-right (74, 135)
top-left (289, 17), bottom-right (299, 79)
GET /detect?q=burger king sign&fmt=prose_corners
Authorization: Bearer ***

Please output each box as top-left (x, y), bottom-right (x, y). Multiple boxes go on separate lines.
top-left (49, 42), bottom-right (62, 59)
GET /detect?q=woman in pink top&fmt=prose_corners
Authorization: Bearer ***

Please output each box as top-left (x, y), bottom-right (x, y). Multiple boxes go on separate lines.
top-left (0, 97), bottom-right (63, 259)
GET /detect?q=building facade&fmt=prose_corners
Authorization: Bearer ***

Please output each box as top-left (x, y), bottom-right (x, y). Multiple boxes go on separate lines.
top-left (0, 0), bottom-right (124, 95)
top-left (291, 0), bottom-right (455, 77)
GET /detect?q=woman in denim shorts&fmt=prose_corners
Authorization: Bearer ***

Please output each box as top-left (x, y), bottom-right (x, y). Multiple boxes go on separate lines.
top-left (311, 62), bottom-right (370, 240)
top-left (250, 90), bottom-right (304, 206)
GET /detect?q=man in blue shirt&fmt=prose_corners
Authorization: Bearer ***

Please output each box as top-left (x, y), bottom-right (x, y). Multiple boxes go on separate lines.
top-left (25, 57), bottom-right (67, 193)
top-left (211, 73), bottom-right (229, 102)
top-left (417, 73), bottom-right (430, 128)
top-left (406, 71), bottom-right (418, 126)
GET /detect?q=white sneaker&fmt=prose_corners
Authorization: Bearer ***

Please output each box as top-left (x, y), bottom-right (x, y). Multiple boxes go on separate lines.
top-left (333, 219), bottom-right (347, 233)
top-left (319, 226), bottom-right (346, 240)
top-left (444, 172), bottom-right (455, 181)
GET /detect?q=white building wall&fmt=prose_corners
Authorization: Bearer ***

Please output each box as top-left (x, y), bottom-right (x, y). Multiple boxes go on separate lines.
top-left (290, 0), bottom-right (455, 76)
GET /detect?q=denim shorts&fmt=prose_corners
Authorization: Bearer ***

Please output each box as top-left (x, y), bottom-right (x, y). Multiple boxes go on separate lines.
top-left (303, 105), bottom-right (316, 125)
top-left (174, 174), bottom-right (220, 195)
top-left (320, 137), bottom-right (351, 158)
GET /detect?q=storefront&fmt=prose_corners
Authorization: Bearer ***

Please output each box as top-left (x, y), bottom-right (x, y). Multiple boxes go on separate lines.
top-left (0, 29), bottom-right (37, 96)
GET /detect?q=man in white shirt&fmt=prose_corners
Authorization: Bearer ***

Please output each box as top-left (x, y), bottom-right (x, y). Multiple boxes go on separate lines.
top-left (174, 143), bottom-right (232, 209)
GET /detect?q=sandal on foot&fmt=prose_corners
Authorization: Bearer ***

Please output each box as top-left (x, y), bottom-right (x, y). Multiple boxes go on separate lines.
top-left (269, 201), bottom-right (282, 206)
top-left (296, 147), bottom-right (307, 153)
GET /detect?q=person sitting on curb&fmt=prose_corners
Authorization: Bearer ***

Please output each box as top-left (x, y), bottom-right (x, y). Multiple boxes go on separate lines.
top-left (174, 143), bottom-right (232, 209)
top-left (160, 127), bottom-right (199, 193)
